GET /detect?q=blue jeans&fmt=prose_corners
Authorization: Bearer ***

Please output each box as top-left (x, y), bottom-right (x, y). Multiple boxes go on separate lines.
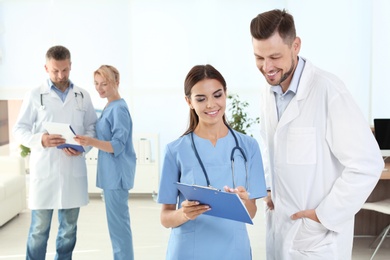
top-left (26, 208), bottom-right (80, 260)
top-left (104, 189), bottom-right (134, 260)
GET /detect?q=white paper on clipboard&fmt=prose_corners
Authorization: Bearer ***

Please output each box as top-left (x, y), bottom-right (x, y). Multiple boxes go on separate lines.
top-left (42, 122), bottom-right (85, 152)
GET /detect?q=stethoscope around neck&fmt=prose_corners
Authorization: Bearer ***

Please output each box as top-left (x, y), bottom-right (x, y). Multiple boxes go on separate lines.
top-left (190, 124), bottom-right (249, 190)
top-left (39, 91), bottom-right (84, 111)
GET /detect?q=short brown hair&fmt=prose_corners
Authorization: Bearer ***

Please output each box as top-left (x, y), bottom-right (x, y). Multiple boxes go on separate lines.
top-left (250, 9), bottom-right (296, 46)
top-left (46, 45), bottom-right (71, 61)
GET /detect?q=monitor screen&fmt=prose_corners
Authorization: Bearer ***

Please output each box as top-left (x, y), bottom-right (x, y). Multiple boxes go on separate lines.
top-left (374, 119), bottom-right (390, 156)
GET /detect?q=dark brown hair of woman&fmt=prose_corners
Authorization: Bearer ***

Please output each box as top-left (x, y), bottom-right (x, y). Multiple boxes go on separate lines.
top-left (182, 64), bottom-right (228, 136)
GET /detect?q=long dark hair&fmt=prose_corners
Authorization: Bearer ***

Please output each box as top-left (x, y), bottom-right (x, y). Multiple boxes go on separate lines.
top-left (182, 64), bottom-right (228, 136)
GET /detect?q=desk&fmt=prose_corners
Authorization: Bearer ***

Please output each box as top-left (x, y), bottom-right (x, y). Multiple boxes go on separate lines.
top-left (380, 163), bottom-right (390, 179)
top-left (354, 161), bottom-right (390, 235)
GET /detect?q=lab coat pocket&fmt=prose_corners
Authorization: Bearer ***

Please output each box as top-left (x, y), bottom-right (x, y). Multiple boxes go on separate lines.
top-left (292, 218), bottom-right (334, 252)
top-left (30, 151), bottom-right (50, 179)
top-left (71, 154), bottom-right (87, 177)
top-left (72, 109), bottom-right (86, 131)
top-left (287, 127), bottom-right (316, 165)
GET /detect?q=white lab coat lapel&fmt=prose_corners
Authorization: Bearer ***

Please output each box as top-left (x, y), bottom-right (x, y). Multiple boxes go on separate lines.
top-left (263, 86), bottom-right (278, 138)
top-left (276, 97), bottom-right (299, 130)
top-left (39, 81), bottom-right (64, 111)
top-left (63, 87), bottom-right (74, 107)
top-left (276, 60), bottom-right (313, 130)
top-left (39, 82), bottom-right (51, 95)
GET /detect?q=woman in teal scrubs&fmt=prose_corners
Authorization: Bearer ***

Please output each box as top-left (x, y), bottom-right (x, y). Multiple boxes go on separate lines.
top-left (75, 65), bottom-right (136, 260)
top-left (157, 64), bottom-right (267, 259)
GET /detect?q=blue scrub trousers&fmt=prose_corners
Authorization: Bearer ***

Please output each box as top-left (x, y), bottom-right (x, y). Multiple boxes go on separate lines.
top-left (26, 208), bottom-right (80, 260)
top-left (103, 189), bottom-right (134, 260)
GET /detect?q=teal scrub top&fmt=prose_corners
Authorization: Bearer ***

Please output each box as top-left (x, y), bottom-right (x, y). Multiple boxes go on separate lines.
top-left (96, 98), bottom-right (136, 190)
top-left (158, 130), bottom-right (267, 259)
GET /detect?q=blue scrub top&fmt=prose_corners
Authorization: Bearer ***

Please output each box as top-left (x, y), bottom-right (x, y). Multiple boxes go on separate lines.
top-left (96, 98), bottom-right (136, 190)
top-left (157, 130), bottom-right (267, 260)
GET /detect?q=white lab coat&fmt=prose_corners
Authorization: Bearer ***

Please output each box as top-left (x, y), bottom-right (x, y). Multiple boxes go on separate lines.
top-left (259, 59), bottom-right (384, 260)
top-left (13, 80), bottom-right (97, 210)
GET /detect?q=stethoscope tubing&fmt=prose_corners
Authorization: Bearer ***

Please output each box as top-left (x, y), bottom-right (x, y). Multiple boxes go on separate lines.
top-left (40, 91), bottom-right (84, 111)
top-left (190, 124), bottom-right (248, 190)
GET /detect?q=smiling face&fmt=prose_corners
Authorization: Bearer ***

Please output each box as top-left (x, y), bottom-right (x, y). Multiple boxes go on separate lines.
top-left (252, 32), bottom-right (300, 92)
top-left (186, 78), bottom-right (226, 128)
top-left (94, 73), bottom-right (118, 101)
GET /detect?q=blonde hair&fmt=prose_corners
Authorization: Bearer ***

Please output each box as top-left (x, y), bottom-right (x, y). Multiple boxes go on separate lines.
top-left (94, 65), bottom-right (120, 86)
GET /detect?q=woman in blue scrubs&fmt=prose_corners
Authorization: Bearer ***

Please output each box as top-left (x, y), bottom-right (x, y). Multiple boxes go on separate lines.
top-left (157, 64), bottom-right (267, 259)
top-left (75, 65), bottom-right (136, 260)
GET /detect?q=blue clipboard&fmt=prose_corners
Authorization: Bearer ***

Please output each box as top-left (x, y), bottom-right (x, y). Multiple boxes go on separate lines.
top-left (42, 122), bottom-right (85, 152)
top-left (175, 182), bottom-right (253, 224)
top-left (57, 143), bottom-right (85, 152)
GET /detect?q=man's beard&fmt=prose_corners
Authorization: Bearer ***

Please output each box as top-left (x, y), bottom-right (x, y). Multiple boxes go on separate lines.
top-left (54, 79), bottom-right (70, 90)
top-left (278, 58), bottom-right (295, 86)
top-left (266, 57), bottom-right (295, 87)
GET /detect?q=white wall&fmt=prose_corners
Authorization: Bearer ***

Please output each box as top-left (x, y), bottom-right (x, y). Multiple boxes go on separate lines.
top-left (290, 1), bottom-right (372, 115)
top-left (0, 0), bottom-right (132, 110)
top-left (371, 0), bottom-right (390, 119)
top-left (1, 0), bottom-right (389, 160)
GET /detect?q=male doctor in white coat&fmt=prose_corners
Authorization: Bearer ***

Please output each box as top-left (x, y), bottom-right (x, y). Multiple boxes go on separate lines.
top-left (250, 9), bottom-right (384, 259)
top-left (13, 45), bottom-right (97, 259)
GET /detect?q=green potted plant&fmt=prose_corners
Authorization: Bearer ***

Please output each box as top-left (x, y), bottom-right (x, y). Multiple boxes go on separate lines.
top-left (227, 93), bottom-right (259, 135)
top-left (19, 144), bottom-right (31, 158)
top-left (19, 144), bottom-right (31, 174)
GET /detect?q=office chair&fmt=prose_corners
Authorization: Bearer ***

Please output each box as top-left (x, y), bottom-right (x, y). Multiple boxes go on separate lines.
top-left (361, 198), bottom-right (390, 260)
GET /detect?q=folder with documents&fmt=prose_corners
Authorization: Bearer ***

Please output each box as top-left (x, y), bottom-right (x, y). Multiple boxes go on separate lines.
top-left (175, 182), bottom-right (253, 224)
top-left (42, 122), bottom-right (85, 152)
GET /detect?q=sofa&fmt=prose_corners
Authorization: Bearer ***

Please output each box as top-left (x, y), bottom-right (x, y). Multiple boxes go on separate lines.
top-left (0, 155), bottom-right (27, 227)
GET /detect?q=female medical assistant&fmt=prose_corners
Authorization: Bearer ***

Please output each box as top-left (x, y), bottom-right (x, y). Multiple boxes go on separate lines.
top-left (158, 130), bottom-right (266, 259)
top-left (75, 65), bottom-right (136, 260)
top-left (95, 98), bottom-right (136, 190)
top-left (92, 98), bottom-right (136, 259)
top-left (157, 64), bottom-right (267, 260)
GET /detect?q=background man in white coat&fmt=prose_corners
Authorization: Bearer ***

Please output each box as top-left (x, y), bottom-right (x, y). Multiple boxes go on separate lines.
top-left (13, 45), bottom-right (97, 259)
top-left (250, 9), bottom-right (384, 259)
